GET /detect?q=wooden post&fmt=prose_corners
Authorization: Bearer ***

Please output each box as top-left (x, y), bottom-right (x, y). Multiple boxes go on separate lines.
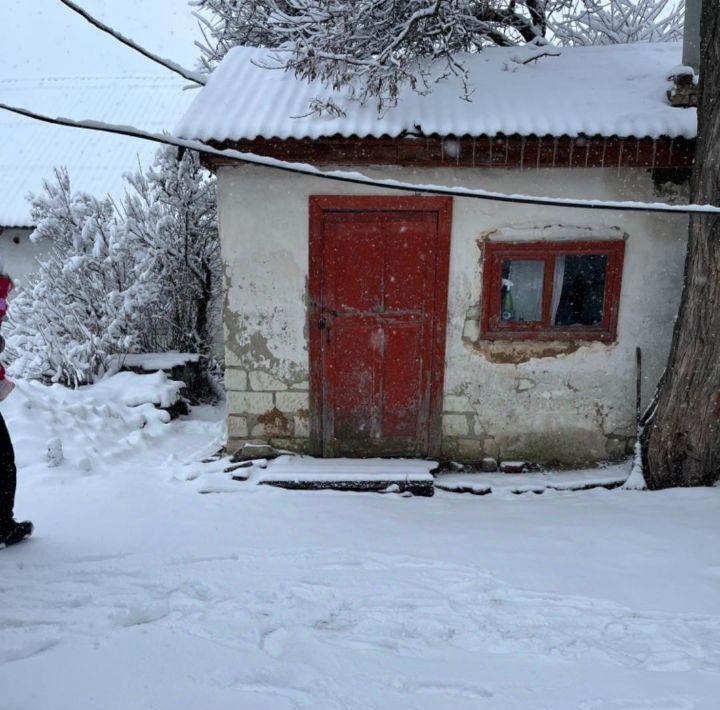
top-left (683, 0), bottom-right (701, 72)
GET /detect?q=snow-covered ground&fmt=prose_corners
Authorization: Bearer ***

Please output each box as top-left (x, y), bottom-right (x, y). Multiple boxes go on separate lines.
top-left (1, 375), bottom-right (719, 709)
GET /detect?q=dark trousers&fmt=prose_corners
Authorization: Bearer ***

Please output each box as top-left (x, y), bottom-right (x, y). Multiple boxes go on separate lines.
top-left (0, 413), bottom-right (16, 525)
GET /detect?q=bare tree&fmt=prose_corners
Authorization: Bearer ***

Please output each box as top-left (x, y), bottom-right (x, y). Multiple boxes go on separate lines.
top-left (641, 1), bottom-right (720, 488)
top-left (551, 0), bottom-right (684, 46)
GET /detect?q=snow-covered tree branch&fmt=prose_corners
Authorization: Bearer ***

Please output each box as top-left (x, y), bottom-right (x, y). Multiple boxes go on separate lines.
top-left (192, 0), bottom-right (684, 112)
top-left (192, 0), bottom-right (552, 111)
top-left (6, 169), bottom-right (149, 386)
top-left (122, 146), bottom-right (220, 355)
top-left (550, 0), bottom-right (684, 46)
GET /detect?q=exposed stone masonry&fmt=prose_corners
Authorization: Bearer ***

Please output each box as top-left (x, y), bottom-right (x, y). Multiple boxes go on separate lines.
top-left (226, 367), bottom-right (310, 452)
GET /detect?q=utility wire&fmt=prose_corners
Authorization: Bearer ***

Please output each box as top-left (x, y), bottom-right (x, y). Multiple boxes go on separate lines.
top-left (2, 100), bottom-right (718, 216)
top-left (57, 0), bottom-right (206, 86)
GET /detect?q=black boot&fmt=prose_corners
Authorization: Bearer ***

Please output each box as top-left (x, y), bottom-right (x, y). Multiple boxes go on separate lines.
top-left (0, 519), bottom-right (33, 547)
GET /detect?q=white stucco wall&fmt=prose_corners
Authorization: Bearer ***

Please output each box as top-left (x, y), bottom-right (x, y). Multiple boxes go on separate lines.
top-left (217, 164), bottom-right (688, 463)
top-left (0, 228), bottom-right (50, 287)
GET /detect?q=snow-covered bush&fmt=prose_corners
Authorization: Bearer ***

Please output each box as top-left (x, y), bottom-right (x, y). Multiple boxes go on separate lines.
top-left (7, 169), bottom-right (149, 386)
top-left (6, 149), bottom-right (220, 387)
top-left (123, 146), bottom-right (220, 354)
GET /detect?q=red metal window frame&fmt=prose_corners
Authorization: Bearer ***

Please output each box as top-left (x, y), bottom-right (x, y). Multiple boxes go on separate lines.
top-left (480, 240), bottom-right (625, 342)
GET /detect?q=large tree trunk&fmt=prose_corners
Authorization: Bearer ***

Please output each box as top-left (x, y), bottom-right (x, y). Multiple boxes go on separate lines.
top-left (642, 2), bottom-right (720, 489)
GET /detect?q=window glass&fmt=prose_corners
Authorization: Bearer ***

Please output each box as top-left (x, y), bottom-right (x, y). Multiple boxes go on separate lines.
top-left (553, 254), bottom-right (607, 326)
top-left (483, 240), bottom-right (623, 341)
top-left (500, 259), bottom-right (544, 323)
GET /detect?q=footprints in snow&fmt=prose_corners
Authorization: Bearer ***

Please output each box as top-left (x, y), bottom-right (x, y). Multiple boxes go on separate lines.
top-left (3, 549), bottom-right (720, 690)
top-left (260, 626), bottom-right (289, 657)
top-left (399, 680), bottom-right (494, 700)
top-left (240, 554), bottom-right (720, 675)
top-left (110, 600), bottom-right (170, 628)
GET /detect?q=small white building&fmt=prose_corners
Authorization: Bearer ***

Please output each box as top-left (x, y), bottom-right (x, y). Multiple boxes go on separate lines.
top-left (177, 42), bottom-right (696, 465)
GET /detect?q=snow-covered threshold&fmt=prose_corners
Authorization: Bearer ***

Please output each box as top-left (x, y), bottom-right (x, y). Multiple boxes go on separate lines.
top-left (1, 375), bottom-right (719, 709)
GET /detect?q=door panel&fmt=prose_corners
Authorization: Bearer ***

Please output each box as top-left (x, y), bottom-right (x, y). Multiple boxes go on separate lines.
top-left (329, 318), bottom-right (382, 442)
top-left (309, 197), bottom-right (452, 458)
top-left (381, 322), bottom-right (424, 439)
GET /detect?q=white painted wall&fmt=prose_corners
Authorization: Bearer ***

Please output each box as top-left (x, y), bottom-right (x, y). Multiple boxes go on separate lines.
top-left (0, 228), bottom-right (50, 287)
top-left (217, 164), bottom-right (688, 463)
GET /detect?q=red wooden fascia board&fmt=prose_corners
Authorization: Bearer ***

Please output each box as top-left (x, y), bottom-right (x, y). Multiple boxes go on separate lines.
top-left (206, 136), bottom-right (694, 170)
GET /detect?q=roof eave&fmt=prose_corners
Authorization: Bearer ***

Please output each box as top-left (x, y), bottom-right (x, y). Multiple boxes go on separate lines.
top-left (199, 134), bottom-right (696, 171)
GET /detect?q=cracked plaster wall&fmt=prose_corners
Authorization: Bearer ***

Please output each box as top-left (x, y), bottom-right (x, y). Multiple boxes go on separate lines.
top-left (217, 164), bottom-right (687, 463)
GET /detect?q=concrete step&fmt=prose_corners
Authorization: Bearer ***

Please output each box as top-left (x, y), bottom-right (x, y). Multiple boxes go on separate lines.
top-left (258, 472), bottom-right (434, 496)
top-left (255, 457), bottom-right (437, 496)
top-left (434, 464), bottom-right (629, 496)
top-left (224, 456), bottom-right (630, 498)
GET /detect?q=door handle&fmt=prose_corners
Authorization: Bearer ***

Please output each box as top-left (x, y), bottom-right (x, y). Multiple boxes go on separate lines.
top-left (318, 316), bottom-right (331, 344)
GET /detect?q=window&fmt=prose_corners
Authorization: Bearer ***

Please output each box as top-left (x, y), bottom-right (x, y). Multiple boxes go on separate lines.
top-left (481, 240), bottom-right (625, 341)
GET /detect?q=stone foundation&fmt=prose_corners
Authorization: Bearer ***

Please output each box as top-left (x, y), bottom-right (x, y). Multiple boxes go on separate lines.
top-left (225, 363), bottom-right (635, 463)
top-left (225, 366), bottom-right (310, 454)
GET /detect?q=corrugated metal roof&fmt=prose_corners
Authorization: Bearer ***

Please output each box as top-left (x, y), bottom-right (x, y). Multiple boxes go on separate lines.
top-left (0, 75), bottom-right (197, 227)
top-left (176, 42), bottom-right (696, 145)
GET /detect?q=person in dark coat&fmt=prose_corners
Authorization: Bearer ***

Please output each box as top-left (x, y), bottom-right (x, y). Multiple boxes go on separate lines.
top-left (0, 266), bottom-right (32, 546)
top-left (0, 271), bottom-right (15, 401)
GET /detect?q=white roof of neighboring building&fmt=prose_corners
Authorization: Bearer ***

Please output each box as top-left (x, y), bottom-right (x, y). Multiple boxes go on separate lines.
top-left (0, 75), bottom-right (197, 227)
top-left (176, 42), bottom-right (696, 144)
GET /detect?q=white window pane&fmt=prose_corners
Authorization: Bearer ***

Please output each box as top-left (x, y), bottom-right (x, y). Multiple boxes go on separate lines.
top-left (500, 259), bottom-right (544, 323)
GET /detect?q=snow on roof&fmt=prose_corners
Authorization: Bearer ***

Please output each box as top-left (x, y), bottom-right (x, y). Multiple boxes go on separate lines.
top-left (0, 75), bottom-right (196, 228)
top-left (176, 42), bottom-right (696, 144)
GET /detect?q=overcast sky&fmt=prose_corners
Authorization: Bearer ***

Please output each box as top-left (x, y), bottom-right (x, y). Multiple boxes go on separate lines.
top-left (1, 0), bottom-right (203, 77)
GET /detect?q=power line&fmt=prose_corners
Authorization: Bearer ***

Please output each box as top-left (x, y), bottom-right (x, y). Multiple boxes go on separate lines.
top-left (57, 0), bottom-right (206, 86)
top-left (2, 100), bottom-right (718, 216)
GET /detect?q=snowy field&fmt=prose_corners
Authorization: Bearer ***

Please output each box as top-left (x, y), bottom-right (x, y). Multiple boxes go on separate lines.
top-left (1, 375), bottom-right (719, 710)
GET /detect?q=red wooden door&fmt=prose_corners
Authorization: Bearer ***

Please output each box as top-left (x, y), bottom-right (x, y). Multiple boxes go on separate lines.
top-left (309, 197), bottom-right (452, 458)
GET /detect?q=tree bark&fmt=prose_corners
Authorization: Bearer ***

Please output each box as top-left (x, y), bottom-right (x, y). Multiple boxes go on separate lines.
top-left (642, 1), bottom-right (720, 488)
top-left (195, 266), bottom-right (214, 356)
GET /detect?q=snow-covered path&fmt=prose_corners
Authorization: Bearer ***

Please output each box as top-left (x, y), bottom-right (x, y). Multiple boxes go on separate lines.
top-left (1, 378), bottom-right (719, 709)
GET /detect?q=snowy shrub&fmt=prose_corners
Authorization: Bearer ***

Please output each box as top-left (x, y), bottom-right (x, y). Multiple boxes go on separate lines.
top-left (7, 169), bottom-right (149, 386)
top-left (123, 146), bottom-right (220, 354)
top-left (7, 149), bottom-right (220, 387)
